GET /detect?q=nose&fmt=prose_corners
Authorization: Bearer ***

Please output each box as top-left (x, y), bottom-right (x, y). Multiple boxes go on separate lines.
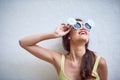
top-left (80, 24), bottom-right (86, 30)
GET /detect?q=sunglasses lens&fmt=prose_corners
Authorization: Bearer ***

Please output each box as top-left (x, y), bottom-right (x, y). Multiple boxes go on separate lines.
top-left (73, 23), bottom-right (81, 30)
top-left (85, 23), bottom-right (91, 30)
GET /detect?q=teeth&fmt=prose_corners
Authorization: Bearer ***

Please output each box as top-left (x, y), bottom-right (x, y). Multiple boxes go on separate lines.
top-left (80, 32), bottom-right (86, 35)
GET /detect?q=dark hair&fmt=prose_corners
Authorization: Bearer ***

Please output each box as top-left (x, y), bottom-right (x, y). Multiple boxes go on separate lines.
top-left (62, 19), bottom-right (96, 80)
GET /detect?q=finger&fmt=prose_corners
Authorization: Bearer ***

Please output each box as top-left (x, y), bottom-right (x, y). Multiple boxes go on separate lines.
top-left (67, 25), bottom-right (72, 30)
top-left (63, 25), bottom-right (71, 31)
top-left (64, 26), bottom-right (72, 34)
top-left (63, 24), bottom-right (70, 29)
top-left (67, 24), bottom-right (70, 26)
top-left (68, 26), bottom-right (72, 31)
top-left (61, 23), bottom-right (65, 25)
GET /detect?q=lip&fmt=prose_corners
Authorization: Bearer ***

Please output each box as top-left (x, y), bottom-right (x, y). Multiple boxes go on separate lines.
top-left (79, 30), bottom-right (87, 35)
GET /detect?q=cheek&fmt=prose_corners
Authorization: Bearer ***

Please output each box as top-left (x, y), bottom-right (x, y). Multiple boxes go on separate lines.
top-left (86, 32), bottom-right (90, 42)
top-left (70, 30), bottom-right (77, 36)
top-left (87, 31), bottom-right (90, 37)
top-left (69, 32), bottom-right (77, 40)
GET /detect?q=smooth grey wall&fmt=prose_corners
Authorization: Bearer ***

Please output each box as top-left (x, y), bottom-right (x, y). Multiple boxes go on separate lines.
top-left (0, 0), bottom-right (120, 80)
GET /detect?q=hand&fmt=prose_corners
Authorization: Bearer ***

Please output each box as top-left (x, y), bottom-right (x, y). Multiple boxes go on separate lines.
top-left (55, 23), bottom-right (72, 37)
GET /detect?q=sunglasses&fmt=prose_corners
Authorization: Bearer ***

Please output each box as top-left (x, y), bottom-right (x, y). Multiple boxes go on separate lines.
top-left (73, 22), bottom-right (91, 30)
top-left (67, 18), bottom-right (95, 31)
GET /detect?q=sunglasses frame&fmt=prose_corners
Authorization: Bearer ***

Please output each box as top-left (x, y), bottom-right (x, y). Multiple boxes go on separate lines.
top-left (67, 18), bottom-right (95, 31)
top-left (73, 22), bottom-right (92, 30)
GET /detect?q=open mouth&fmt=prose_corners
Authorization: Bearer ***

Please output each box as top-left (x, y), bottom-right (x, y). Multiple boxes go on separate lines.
top-left (79, 31), bottom-right (87, 35)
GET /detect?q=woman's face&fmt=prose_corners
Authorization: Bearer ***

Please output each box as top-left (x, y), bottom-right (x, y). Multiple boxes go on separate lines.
top-left (69, 21), bottom-right (90, 44)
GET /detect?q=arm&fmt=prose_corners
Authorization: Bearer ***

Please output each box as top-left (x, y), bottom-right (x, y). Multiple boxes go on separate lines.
top-left (98, 57), bottom-right (108, 80)
top-left (19, 24), bottom-right (71, 65)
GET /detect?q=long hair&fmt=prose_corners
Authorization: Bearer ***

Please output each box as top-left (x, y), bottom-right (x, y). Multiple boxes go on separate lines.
top-left (62, 19), bottom-right (96, 80)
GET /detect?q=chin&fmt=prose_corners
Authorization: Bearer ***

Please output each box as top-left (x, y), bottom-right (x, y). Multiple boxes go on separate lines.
top-left (80, 36), bottom-right (89, 43)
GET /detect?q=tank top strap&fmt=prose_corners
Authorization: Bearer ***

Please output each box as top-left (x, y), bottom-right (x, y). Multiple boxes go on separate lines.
top-left (93, 56), bottom-right (101, 72)
top-left (61, 55), bottom-right (65, 71)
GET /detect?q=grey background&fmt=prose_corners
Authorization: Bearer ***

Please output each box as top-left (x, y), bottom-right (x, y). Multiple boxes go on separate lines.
top-left (0, 0), bottom-right (120, 80)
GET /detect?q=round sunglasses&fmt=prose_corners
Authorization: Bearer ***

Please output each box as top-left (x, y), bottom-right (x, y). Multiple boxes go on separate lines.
top-left (73, 22), bottom-right (92, 30)
top-left (67, 18), bottom-right (94, 31)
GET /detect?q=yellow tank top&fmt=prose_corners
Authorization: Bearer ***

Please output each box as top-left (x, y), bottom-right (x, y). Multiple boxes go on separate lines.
top-left (58, 55), bottom-right (101, 80)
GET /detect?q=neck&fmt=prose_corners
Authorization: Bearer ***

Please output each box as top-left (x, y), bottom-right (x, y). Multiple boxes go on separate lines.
top-left (69, 42), bottom-right (86, 63)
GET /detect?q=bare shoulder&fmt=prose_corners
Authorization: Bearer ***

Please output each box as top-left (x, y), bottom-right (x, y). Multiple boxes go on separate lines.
top-left (99, 57), bottom-right (107, 67)
top-left (98, 56), bottom-right (108, 80)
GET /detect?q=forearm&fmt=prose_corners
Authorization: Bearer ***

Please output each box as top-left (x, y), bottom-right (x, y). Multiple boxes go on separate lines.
top-left (19, 32), bottom-right (59, 46)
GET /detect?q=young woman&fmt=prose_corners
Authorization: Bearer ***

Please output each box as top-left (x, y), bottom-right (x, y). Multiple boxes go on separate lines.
top-left (19, 18), bottom-right (108, 80)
